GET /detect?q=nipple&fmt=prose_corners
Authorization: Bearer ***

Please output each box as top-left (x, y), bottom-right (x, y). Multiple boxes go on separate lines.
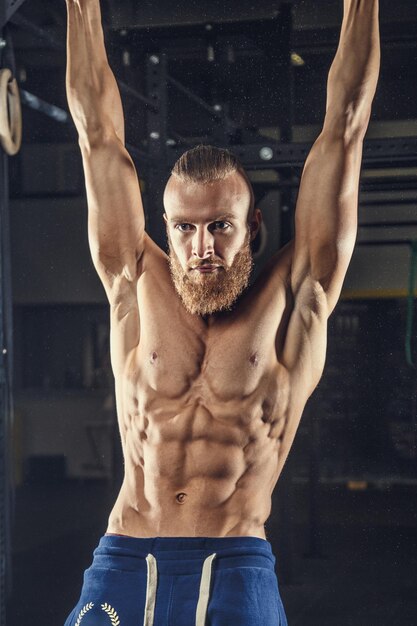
top-left (176, 492), bottom-right (187, 504)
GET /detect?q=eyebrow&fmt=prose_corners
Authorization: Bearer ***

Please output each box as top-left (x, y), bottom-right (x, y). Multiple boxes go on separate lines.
top-left (169, 212), bottom-right (238, 223)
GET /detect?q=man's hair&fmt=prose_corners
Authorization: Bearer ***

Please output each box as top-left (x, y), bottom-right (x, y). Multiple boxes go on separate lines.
top-left (171, 144), bottom-right (255, 218)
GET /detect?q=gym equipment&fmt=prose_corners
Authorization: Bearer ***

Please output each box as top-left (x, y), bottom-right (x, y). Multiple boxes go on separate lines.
top-left (0, 67), bottom-right (22, 155)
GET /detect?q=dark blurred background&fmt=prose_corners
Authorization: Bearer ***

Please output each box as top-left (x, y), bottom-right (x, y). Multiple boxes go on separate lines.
top-left (1, 0), bottom-right (417, 624)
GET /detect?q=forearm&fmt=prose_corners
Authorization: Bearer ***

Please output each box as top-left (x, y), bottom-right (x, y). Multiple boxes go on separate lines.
top-left (65, 0), bottom-right (125, 145)
top-left (324, 0), bottom-right (380, 139)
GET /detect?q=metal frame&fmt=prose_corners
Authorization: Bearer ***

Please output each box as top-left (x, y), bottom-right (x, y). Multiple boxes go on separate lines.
top-left (166, 136), bottom-right (417, 170)
top-left (138, 4), bottom-right (297, 249)
top-left (145, 53), bottom-right (169, 243)
top-left (0, 0), bottom-right (26, 30)
top-left (8, 8), bottom-right (417, 175)
top-left (0, 150), bottom-right (14, 626)
top-left (0, 5), bottom-right (22, 624)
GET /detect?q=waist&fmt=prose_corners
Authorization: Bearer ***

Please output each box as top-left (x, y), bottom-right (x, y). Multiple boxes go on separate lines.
top-left (108, 485), bottom-right (269, 540)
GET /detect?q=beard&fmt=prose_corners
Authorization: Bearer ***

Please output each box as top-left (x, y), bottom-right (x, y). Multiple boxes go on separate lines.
top-left (167, 232), bottom-right (254, 316)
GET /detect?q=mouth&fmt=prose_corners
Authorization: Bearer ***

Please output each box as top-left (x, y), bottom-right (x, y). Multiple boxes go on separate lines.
top-left (192, 265), bottom-right (221, 273)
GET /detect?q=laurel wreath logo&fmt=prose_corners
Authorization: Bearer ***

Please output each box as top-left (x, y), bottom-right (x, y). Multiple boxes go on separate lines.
top-left (74, 601), bottom-right (120, 625)
top-left (75, 602), bottom-right (94, 626)
top-left (101, 603), bottom-right (121, 625)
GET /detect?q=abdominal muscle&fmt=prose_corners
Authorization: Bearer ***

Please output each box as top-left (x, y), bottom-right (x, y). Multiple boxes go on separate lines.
top-left (106, 392), bottom-right (285, 541)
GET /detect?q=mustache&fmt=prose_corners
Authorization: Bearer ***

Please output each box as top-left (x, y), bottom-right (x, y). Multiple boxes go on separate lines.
top-left (188, 258), bottom-right (224, 269)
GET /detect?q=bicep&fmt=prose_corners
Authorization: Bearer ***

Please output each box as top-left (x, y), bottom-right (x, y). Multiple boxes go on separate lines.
top-left (279, 277), bottom-right (328, 400)
top-left (268, 239), bottom-right (329, 399)
top-left (80, 132), bottom-right (145, 291)
top-left (291, 131), bottom-right (361, 314)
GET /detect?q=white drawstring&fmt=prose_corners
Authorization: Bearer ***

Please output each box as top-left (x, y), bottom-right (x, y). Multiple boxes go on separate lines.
top-left (195, 553), bottom-right (217, 626)
top-left (142, 551), bottom-right (217, 626)
top-left (143, 554), bottom-right (158, 626)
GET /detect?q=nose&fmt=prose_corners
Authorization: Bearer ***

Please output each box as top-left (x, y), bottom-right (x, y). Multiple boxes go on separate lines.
top-left (192, 226), bottom-right (214, 259)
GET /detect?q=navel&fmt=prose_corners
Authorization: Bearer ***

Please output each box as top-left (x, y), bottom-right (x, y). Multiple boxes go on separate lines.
top-left (249, 352), bottom-right (259, 366)
top-left (149, 351), bottom-right (158, 365)
top-left (176, 492), bottom-right (187, 504)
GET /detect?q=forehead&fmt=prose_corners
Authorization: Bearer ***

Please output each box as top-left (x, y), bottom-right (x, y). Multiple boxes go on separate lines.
top-left (163, 171), bottom-right (251, 221)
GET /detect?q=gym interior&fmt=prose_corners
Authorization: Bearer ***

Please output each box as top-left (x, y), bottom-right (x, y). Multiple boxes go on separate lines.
top-left (1, 0), bottom-right (417, 624)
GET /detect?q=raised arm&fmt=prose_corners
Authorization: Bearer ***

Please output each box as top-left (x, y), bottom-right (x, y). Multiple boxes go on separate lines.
top-left (280, 1), bottom-right (380, 389)
top-left (65, 0), bottom-right (145, 303)
top-left (291, 0), bottom-right (380, 312)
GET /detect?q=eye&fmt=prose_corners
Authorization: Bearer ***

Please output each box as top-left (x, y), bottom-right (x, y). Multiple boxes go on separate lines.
top-left (176, 223), bottom-right (194, 232)
top-left (212, 221), bottom-right (230, 231)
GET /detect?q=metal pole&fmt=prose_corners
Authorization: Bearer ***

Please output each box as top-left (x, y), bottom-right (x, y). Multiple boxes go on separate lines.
top-left (146, 53), bottom-right (169, 249)
top-left (0, 15), bottom-right (18, 626)
top-left (278, 2), bottom-right (295, 249)
top-left (0, 88), bottom-right (14, 626)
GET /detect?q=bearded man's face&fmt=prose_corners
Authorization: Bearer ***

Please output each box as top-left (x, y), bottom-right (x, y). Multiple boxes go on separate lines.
top-left (163, 172), bottom-right (261, 316)
top-left (167, 230), bottom-right (253, 315)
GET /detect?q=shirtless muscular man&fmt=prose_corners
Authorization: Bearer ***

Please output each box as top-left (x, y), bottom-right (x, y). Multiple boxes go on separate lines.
top-left (63, 1), bottom-right (380, 625)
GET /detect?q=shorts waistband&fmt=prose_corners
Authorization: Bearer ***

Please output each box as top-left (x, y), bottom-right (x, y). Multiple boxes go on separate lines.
top-left (91, 534), bottom-right (276, 575)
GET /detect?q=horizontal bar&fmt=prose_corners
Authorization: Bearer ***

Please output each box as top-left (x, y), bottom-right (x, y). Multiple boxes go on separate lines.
top-left (167, 136), bottom-right (417, 169)
top-left (292, 21), bottom-right (417, 53)
top-left (356, 240), bottom-right (416, 246)
top-left (359, 221), bottom-right (417, 228)
top-left (10, 12), bottom-right (63, 50)
top-left (19, 88), bottom-right (150, 161)
top-left (20, 89), bottom-right (69, 123)
top-left (1, 0), bottom-right (28, 31)
top-left (118, 13), bottom-right (288, 47)
top-left (361, 198), bottom-right (417, 208)
top-left (341, 289), bottom-right (417, 301)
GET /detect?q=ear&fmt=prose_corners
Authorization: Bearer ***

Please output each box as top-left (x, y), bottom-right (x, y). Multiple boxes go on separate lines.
top-left (249, 208), bottom-right (262, 242)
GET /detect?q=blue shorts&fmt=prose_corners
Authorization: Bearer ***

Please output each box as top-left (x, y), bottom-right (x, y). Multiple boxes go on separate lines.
top-left (63, 534), bottom-right (288, 626)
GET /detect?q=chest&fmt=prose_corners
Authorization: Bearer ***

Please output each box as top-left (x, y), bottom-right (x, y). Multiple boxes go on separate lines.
top-left (130, 272), bottom-right (288, 402)
top-left (135, 325), bottom-right (273, 401)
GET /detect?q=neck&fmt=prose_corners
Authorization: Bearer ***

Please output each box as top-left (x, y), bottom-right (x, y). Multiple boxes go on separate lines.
top-left (200, 313), bottom-right (215, 326)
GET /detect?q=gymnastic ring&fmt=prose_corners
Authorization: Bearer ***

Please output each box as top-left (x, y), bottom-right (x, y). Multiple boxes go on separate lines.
top-left (0, 68), bottom-right (22, 156)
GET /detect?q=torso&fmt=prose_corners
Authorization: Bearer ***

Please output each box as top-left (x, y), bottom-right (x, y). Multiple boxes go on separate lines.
top-left (106, 235), bottom-right (312, 540)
